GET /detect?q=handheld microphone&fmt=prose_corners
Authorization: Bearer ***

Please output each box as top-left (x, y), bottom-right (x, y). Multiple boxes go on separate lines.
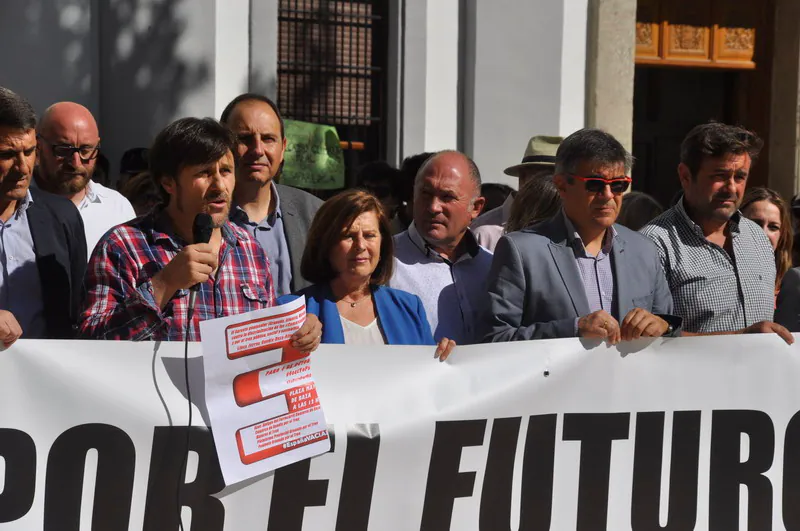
top-left (187, 213), bottom-right (214, 317)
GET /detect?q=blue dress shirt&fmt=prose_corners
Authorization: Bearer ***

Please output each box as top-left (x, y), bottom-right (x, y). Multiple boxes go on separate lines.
top-left (232, 182), bottom-right (293, 297)
top-left (0, 191), bottom-right (45, 337)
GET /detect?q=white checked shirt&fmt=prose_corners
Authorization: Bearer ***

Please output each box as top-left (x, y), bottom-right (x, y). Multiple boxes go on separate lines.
top-left (640, 198), bottom-right (775, 333)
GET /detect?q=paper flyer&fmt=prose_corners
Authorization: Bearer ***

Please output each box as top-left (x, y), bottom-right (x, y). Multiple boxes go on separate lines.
top-left (199, 297), bottom-right (330, 485)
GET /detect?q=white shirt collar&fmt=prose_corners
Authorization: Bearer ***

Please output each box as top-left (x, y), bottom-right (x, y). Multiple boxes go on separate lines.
top-left (77, 180), bottom-right (106, 210)
top-left (86, 180), bottom-right (98, 202)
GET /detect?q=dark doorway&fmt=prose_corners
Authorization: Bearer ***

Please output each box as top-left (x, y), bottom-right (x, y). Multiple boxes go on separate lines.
top-left (632, 66), bottom-right (740, 208)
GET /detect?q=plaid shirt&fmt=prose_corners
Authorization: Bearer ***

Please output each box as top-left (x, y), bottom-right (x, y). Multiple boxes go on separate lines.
top-left (79, 210), bottom-right (275, 341)
top-left (640, 198), bottom-right (775, 333)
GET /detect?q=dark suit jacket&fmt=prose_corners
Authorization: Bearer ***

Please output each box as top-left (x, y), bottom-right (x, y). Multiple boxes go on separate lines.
top-left (775, 267), bottom-right (800, 331)
top-left (483, 213), bottom-right (680, 342)
top-left (27, 188), bottom-right (87, 338)
top-left (275, 183), bottom-right (322, 292)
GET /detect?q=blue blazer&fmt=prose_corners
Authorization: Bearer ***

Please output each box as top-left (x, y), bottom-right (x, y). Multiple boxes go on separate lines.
top-left (280, 284), bottom-right (435, 345)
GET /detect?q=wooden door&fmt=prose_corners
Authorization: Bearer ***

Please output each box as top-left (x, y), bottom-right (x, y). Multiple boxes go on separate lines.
top-left (632, 0), bottom-right (774, 207)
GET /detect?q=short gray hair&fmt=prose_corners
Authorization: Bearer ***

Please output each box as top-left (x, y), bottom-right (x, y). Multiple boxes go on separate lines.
top-left (554, 128), bottom-right (633, 177)
top-left (0, 87), bottom-right (36, 131)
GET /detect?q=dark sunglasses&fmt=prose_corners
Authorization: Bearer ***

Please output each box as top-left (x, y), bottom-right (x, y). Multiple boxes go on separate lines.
top-left (568, 173), bottom-right (631, 194)
top-left (37, 135), bottom-right (100, 162)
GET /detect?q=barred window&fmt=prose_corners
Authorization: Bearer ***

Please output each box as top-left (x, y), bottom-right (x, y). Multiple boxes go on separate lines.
top-left (278, 0), bottom-right (388, 188)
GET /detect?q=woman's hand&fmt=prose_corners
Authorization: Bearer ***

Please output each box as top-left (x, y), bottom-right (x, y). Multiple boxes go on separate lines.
top-left (434, 337), bottom-right (457, 361)
top-left (291, 314), bottom-right (323, 353)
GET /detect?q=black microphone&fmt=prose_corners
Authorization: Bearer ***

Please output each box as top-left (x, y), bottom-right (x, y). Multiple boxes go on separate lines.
top-left (187, 213), bottom-right (214, 316)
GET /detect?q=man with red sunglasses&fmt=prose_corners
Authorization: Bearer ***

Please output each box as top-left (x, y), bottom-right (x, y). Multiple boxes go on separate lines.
top-left (484, 128), bottom-right (680, 343)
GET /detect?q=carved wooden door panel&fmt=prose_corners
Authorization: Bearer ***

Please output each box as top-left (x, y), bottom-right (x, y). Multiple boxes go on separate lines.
top-left (632, 0), bottom-right (774, 200)
top-left (635, 0), bottom-right (759, 69)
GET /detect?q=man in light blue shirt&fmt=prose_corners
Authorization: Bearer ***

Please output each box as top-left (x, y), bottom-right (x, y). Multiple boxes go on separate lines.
top-left (221, 93), bottom-right (322, 297)
top-left (0, 86), bottom-right (87, 341)
top-left (0, 190), bottom-right (45, 338)
top-left (230, 181), bottom-right (292, 296)
top-left (391, 150), bottom-right (492, 344)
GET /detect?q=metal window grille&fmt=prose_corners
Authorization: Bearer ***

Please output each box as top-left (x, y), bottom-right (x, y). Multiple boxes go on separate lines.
top-left (277, 0), bottom-right (388, 190)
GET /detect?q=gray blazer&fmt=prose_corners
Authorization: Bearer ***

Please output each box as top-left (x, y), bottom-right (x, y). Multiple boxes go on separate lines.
top-left (483, 214), bottom-right (679, 342)
top-left (775, 267), bottom-right (800, 331)
top-left (275, 183), bottom-right (323, 292)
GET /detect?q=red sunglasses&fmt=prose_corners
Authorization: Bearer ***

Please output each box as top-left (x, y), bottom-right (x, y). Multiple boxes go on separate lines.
top-left (568, 173), bottom-right (632, 194)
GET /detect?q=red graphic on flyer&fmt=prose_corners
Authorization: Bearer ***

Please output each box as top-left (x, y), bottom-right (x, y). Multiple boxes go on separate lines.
top-left (224, 305), bottom-right (306, 359)
top-left (199, 297), bottom-right (330, 485)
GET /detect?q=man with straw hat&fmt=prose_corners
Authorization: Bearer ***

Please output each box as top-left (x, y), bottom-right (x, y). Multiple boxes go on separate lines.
top-left (472, 135), bottom-right (562, 251)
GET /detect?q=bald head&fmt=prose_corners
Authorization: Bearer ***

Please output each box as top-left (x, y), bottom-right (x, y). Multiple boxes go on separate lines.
top-left (415, 150), bottom-right (481, 195)
top-left (412, 150), bottom-right (485, 256)
top-left (36, 102), bottom-right (101, 199)
top-left (39, 102), bottom-right (98, 138)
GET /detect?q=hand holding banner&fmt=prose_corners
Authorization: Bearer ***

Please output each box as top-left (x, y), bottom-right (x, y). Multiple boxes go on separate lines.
top-left (1, 335), bottom-right (799, 529)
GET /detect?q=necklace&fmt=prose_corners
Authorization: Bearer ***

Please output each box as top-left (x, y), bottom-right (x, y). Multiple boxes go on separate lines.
top-left (341, 293), bottom-right (371, 308)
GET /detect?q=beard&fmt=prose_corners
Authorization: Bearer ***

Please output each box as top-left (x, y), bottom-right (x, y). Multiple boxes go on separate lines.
top-left (175, 190), bottom-right (231, 228)
top-left (704, 192), bottom-right (740, 221)
top-left (38, 157), bottom-right (92, 196)
top-left (54, 172), bottom-right (90, 195)
top-left (209, 203), bottom-right (230, 228)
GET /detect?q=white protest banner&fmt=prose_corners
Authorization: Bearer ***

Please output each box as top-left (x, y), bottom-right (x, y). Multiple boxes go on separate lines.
top-left (1, 335), bottom-right (799, 530)
top-left (200, 297), bottom-right (330, 485)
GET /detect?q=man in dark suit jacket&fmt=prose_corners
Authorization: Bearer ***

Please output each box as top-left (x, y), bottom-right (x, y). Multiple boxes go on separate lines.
top-left (484, 128), bottom-right (680, 343)
top-left (221, 93), bottom-right (322, 296)
top-left (0, 87), bottom-right (87, 340)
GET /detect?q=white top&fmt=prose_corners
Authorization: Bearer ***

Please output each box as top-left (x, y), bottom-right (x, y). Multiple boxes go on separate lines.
top-left (391, 222), bottom-right (494, 344)
top-left (340, 316), bottom-right (386, 345)
top-left (78, 181), bottom-right (136, 258)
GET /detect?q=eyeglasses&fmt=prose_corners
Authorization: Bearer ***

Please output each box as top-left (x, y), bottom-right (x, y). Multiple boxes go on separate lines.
top-left (38, 136), bottom-right (100, 162)
top-left (568, 173), bottom-right (631, 194)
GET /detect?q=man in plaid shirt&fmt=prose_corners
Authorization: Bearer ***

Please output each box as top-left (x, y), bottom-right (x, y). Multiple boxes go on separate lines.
top-left (79, 117), bottom-right (322, 347)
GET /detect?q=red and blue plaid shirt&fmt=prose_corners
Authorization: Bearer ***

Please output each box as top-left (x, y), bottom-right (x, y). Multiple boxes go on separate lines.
top-left (79, 210), bottom-right (276, 341)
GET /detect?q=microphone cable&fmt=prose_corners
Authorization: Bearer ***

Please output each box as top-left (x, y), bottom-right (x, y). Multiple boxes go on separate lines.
top-left (176, 212), bottom-right (212, 530)
top-left (177, 307), bottom-right (194, 531)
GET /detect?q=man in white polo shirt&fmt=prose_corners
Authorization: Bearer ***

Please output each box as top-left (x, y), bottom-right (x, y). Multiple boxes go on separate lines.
top-left (35, 102), bottom-right (135, 256)
top-left (391, 150), bottom-right (492, 344)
